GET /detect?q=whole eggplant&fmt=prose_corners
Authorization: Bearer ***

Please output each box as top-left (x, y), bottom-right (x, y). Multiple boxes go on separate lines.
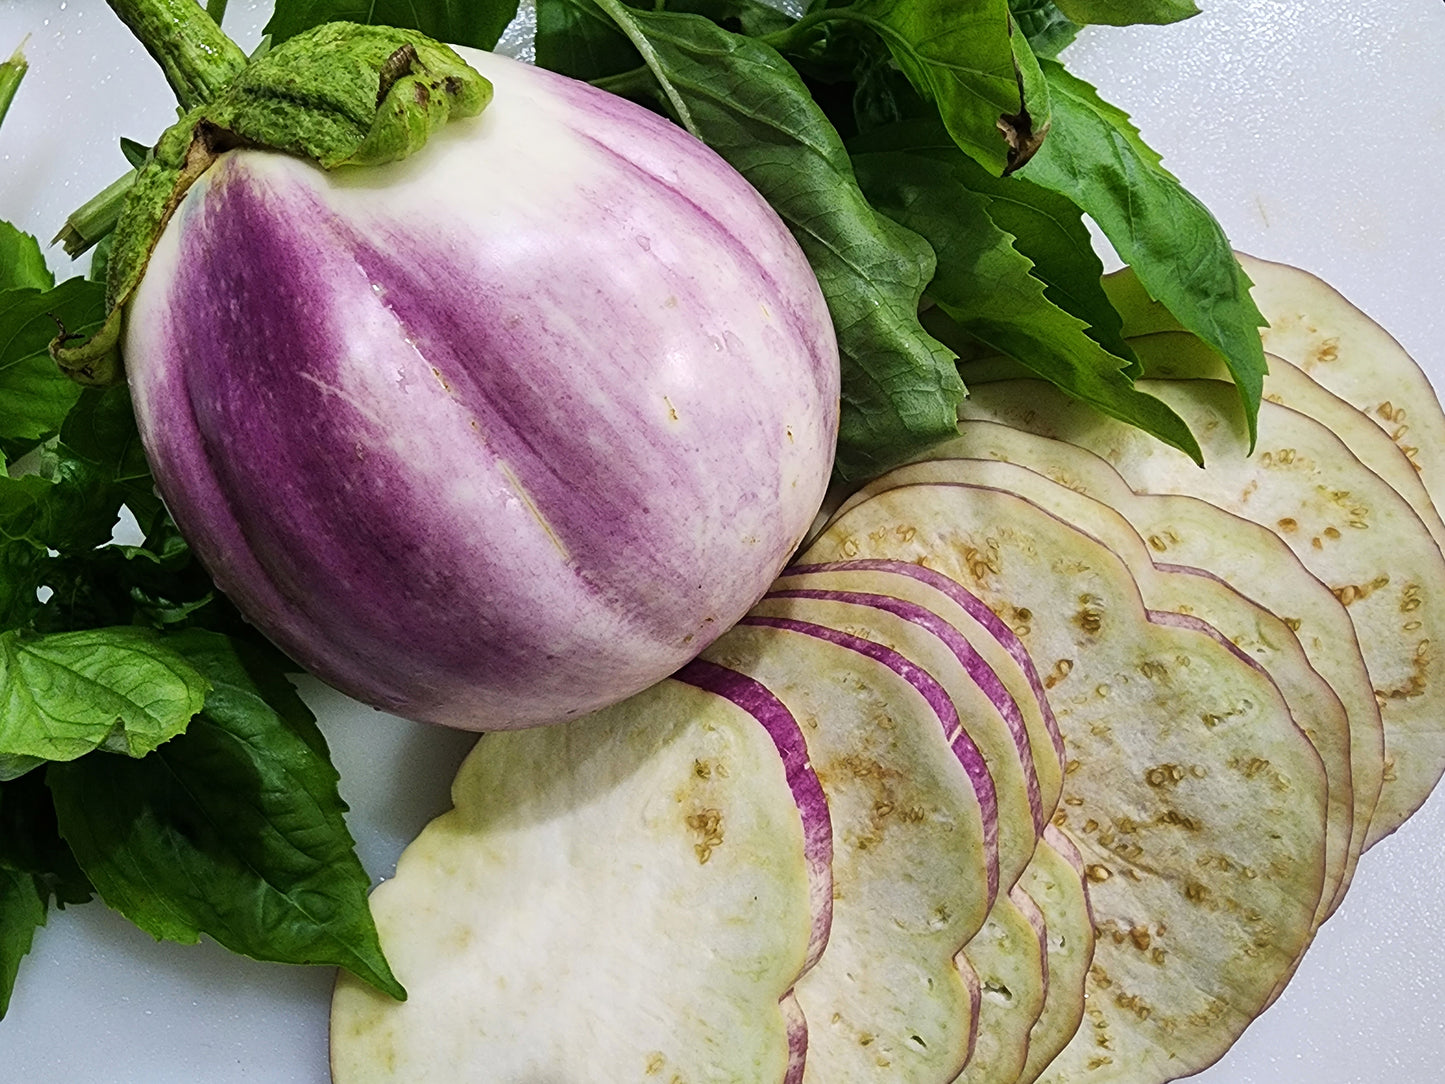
top-left (124, 48), bottom-right (840, 730)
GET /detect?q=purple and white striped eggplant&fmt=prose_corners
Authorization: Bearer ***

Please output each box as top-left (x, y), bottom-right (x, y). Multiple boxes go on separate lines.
top-left (123, 48), bottom-right (840, 730)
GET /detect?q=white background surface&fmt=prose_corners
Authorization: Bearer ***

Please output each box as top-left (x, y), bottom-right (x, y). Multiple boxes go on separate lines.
top-left (0, 1), bottom-right (1443, 1081)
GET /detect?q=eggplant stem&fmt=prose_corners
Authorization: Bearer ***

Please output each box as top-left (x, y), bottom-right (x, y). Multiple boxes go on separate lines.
top-left (105, 0), bottom-right (247, 111)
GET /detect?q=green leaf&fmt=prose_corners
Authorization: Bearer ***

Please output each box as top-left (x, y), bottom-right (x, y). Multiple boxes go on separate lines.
top-left (0, 224), bottom-right (52, 293)
top-left (854, 118), bottom-right (1136, 368)
top-left (0, 866), bottom-right (45, 1019)
top-left (1019, 60), bottom-right (1266, 441)
top-left (1008, 0), bottom-right (1080, 57)
top-left (0, 770), bottom-right (92, 906)
top-left (0, 626), bottom-right (209, 779)
top-left (664, 0), bottom-right (795, 36)
top-left (579, 5), bottom-right (964, 479)
top-left (537, 0), bottom-right (640, 82)
top-left (1051, 0), bottom-right (1198, 26)
top-left (50, 631), bottom-right (404, 1000)
top-left (265, 0), bottom-right (521, 50)
top-left (843, 0), bottom-right (1041, 174)
top-left (0, 279), bottom-right (106, 443)
top-left (853, 146), bottom-right (1200, 461)
top-left (58, 384), bottom-right (159, 524)
top-left (118, 137), bottom-right (151, 169)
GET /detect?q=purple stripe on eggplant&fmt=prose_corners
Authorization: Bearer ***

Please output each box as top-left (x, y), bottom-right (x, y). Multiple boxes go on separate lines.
top-left (739, 614), bottom-right (1001, 899)
top-left (675, 657), bottom-right (833, 973)
top-left (765, 585), bottom-right (1046, 835)
top-left (125, 49), bottom-right (839, 731)
top-left (790, 558), bottom-right (1067, 768)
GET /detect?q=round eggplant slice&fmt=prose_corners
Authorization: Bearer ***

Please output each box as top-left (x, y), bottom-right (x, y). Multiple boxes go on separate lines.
top-left (1015, 828), bottom-right (1094, 1084)
top-left (330, 668), bottom-right (829, 1083)
top-left (1240, 252), bottom-right (1445, 507)
top-left (703, 615), bottom-right (995, 1084)
top-left (1124, 332), bottom-right (1445, 549)
top-left (807, 483), bottom-right (1329, 1084)
top-left (830, 454), bottom-right (1352, 934)
top-left (955, 889), bottom-right (1049, 1084)
top-left (773, 560), bottom-right (1067, 826)
top-left (903, 420), bottom-right (1381, 914)
top-left (961, 378), bottom-right (1444, 846)
top-left (749, 590), bottom-right (1044, 890)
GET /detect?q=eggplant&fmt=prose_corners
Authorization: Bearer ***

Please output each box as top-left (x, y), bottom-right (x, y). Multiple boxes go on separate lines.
top-left (122, 47), bottom-right (839, 730)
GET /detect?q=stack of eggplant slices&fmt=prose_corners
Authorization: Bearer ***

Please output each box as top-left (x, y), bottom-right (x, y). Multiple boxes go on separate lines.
top-left (329, 253), bottom-right (1445, 1084)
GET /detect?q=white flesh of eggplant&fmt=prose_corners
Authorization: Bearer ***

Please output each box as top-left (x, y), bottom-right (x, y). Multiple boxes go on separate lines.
top-left (329, 671), bottom-right (827, 1083)
top-left (920, 420), bottom-right (1382, 911)
top-left (1015, 829), bottom-right (1094, 1084)
top-left (748, 591), bottom-right (1045, 889)
top-left (955, 889), bottom-right (1049, 1084)
top-left (961, 378), bottom-right (1443, 846)
top-left (703, 616), bottom-right (997, 1084)
top-left (806, 482), bottom-right (1329, 1084)
top-left (773, 561), bottom-right (1066, 823)
top-left (830, 455), bottom-right (1352, 935)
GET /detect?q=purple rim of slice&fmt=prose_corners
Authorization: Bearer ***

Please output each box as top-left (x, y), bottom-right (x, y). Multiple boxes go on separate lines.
top-left (780, 992), bottom-right (807, 1084)
top-left (676, 657), bottom-right (833, 972)
top-left (790, 558), bottom-right (1066, 770)
top-left (765, 585), bottom-right (1045, 836)
top-left (738, 615), bottom-right (1001, 899)
top-left (1009, 883), bottom-right (1051, 1006)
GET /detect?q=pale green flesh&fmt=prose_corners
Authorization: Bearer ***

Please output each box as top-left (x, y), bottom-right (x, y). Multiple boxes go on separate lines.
top-left (1237, 252), bottom-right (1445, 512)
top-left (703, 620), bottom-right (989, 1084)
top-left (831, 454), bottom-right (1352, 934)
top-left (329, 678), bottom-right (814, 1083)
top-left (1015, 830), bottom-right (1093, 1084)
top-left (908, 421), bottom-right (1380, 912)
top-left (772, 565), bottom-right (1065, 822)
top-left (809, 483), bottom-right (1329, 1084)
top-left (961, 378), bottom-right (1442, 846)
top-left (955, 891), bottom-right (1048, 1084)
top-left (1125, 331), bottom-right (1445, 550)
top-left (748, 592), bottom-right (1042, 892)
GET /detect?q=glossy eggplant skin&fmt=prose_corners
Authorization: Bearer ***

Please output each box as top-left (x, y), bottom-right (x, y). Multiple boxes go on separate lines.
top-left (125, 50), bottom-right (840, 730)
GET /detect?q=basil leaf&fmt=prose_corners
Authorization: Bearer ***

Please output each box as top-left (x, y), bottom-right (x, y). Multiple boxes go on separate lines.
top-left (265, 0), bottom-right (521, 51)
top-left (1008, 0), bottom-right (1080, 57)
top-left (0, 867), bottom-right (44, 1019)
top-left (664, 0), bottom-right (795, 36)
top-left (0, 626), bottom-right (209, 778)
top-left (581, 5), bottom-right (963, 479)
top-left (1052, 0), bottom-right (1199, 26)
top-left (0, 279), bottom-right (106, 444)
top-left (50, 631), bottom-right (403, 1000)
top-left (854, 148), bottom-right (1200, 461)
top-left (537, 0), bottom-right (640, 81)
top-left (844, 0), bottom-right (1042, 174)
top-left (853, 118), bottom-right (1136, 368)
top-left (0, 770), bottom-right (92, 907)
top-left (58, 384), bottom-right (159, 525)
top-left (1019, 60), bottom-right (1266, 441)
top-left (0, 224), bottom-right (51, 293)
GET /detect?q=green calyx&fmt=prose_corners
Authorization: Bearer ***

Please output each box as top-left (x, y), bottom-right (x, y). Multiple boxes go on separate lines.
top-left (51, 21), bottom-right (492, 387)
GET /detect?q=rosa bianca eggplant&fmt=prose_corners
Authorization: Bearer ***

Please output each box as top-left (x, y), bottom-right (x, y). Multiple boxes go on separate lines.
top-left (123, 47), bottom-right (840, 730)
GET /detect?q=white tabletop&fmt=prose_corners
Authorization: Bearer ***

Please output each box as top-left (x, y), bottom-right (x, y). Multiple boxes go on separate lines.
top-left (1, 2), bottom-right (1442, 1080)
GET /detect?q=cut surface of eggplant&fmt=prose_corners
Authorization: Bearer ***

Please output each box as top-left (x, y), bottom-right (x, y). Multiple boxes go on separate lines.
top-left (807, 483), bottom-right (1329, 1084)
top-left (1015, 829), bottom-right (1093, 1084)
top-left (920, 420), bottom-right (1382, 907)
top-left (831, 454), bottom-right (1353, 933)
top-left (955, 889), bottom-right (1049, 1084)
top-left (330, 670), bottom-right (828, 1083)
top-left (961, 378), bottom-right (1443, 845)
top-left (704, 616), bottom-right (997, 1083)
